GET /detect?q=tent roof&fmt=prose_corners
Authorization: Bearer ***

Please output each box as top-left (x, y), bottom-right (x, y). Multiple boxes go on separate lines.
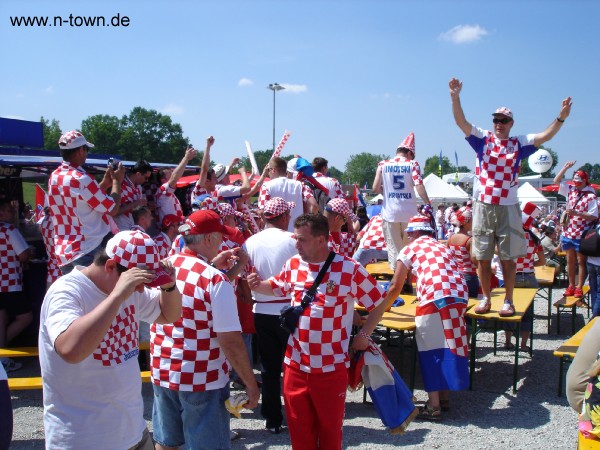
top-left (419, 173), bottom-right (469, 203)
top-left (517, 182), bottom-right (550, 204)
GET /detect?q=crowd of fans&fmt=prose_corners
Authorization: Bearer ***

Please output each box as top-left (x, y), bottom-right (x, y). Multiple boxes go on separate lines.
top-left (2, 76), bottom-right (600, 449)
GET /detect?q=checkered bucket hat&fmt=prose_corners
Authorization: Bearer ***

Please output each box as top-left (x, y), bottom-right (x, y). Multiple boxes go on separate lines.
top-left (263, 197), bottom-right (295, 219)
top-left (105, 230), bottom-right (172, 287)
top-left (325, 198), bottom-right (352, 217)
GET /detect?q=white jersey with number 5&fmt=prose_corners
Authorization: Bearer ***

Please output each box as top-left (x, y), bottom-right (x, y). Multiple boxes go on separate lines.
top-left (378, 156), bottom-right (423, 223)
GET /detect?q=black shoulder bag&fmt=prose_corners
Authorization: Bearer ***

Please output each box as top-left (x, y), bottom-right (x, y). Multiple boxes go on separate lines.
top-left (279, 251), bottom-right (336, 334)
top-left (580, 221), bottom-right (600, 257)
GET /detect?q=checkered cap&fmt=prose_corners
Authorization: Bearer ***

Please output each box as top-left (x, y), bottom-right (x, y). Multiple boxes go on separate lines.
top-left (213, 164), bottom-right (229, 183)
top-left (287, 157), bottom-right (299, 176)
top-left (406, 214), bottom-right (434, 233)
top-left (521, 202), bottom-right (541, 229)
top-left (58, 130), bottom-right (95, 150)
top-left (492, 107), bottom-right (513, 119)
top-left (454, 206), bottom-right (472, 225)
top-left (397, 132), bottom-right (415, 153)
top-left (325, 198), bottom-right (352, 217)
top-left (263, 197), bottom-right (295, 219)
top-left (161, 214), bottom-right (184, 230)
top-left (217, 202), bottom-right (244, 218)
top-left (574, 170), bottom-right (589, 184)
top-left (105, 230), bottom-right (172, 287)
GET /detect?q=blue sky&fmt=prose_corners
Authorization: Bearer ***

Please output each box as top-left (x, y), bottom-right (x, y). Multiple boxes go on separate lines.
top-left (1, 0), bottom-right (598, 179)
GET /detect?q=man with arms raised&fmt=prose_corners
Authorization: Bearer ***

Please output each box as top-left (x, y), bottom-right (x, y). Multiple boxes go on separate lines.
top-left (449, 77), bottom-right (572, 316)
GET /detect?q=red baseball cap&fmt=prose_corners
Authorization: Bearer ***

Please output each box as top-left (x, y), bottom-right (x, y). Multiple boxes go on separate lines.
top-left (161, 214), bottom-right (184, 230)
top-left (179, 210), bottom-right (232, 236)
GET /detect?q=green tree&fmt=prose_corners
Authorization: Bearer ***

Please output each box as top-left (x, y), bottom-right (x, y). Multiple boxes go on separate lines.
top-left (423, 155), bottom-right (470, 178)
top-left (344, 152), bottom-right (388, 186)
top-left (578, 162), bottom-right (600, 182)
top-left (81, 114), bottom-right (123, 154)
top-left (519, 146), bottom-right (558, 177)
top-left (40, 116), bottom-right (62, 150)
top-left (238, 149), bottom-right (275, 173)
top-left (119, 107), bottom-right (190, 163)
top-left (328, 166), bottom-right (344, 182)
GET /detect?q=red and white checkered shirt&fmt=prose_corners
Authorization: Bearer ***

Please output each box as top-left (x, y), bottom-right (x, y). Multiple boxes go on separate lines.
top-left (559, 183), bottom-right (599, 239)
top-left (93, 304), bottom-right (140, 367)
top-left (188, 183), bottom-right (211, 207)
top-left (39, 214), bottom-right (61, 285)
top-left (115, 175), bottom-right (144, 231)
top-left (168, 235), bottom-right (185, 257)
top-left (448, 239), bottom-right (477, 275)
top-left (356, 215), bottom-right (386, 251)
top-left (0, 222), bottom-right (28, 292)
top-left (515, 231), bottom-right (542, 273)
top-left (268, 254), bottom-right (385, 373)
top-left (398, 235), bottom-right (468, 305)
top-left (328, 232), bottom-right (357, 258)
top-left (150, 249), bottom-right (240, 391)
top-left (156, 182), bottom-right (183, 223)
top-left (313, 172), bottom-right (345, 199)
top-left (48, 162), bottom-right (116, 266)
top-left (154, 232), bottom-right (172, 260)
top-left (467, 127), bottom-right (537, 205)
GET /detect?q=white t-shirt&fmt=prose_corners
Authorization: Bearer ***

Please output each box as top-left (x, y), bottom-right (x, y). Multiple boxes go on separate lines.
top-left (259, 177), bottom-right (305, 232)
top-left (39, 267), bottom-right (162, 450)
top-left (378, 156), bottom-right (423, 223)
top-left (243, 227), bottom-right (297, 315)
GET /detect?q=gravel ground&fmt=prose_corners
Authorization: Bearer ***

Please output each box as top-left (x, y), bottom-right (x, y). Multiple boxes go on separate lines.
top-left (9, 283), bottom-right (584, 449)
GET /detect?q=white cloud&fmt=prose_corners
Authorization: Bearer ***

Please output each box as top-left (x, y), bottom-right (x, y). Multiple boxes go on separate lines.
top-left (238, 78), bottom-right (253, 87)
top-left (161, 103), bottom-right (185, 116)
top-left (45, 85), bottom-right (54, 94)
top-left (281, 83), bottom-right (307, 93)
top-left (439, 25), bottom-right (488, 44)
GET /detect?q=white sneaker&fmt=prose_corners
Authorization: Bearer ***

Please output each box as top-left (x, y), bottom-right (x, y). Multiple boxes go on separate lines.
top-left (474, 298), bottom-right (491, 314)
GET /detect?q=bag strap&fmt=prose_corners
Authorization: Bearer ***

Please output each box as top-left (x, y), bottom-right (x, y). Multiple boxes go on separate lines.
top-left (570, 191), bottom-right (586, 210)
top-left (301, 251), bottom-right (336, 307)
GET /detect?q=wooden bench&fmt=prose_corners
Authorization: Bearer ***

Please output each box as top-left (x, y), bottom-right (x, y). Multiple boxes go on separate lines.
top-left (8, 370), bottom-right (152, 390)
top-left (534, 265), bottom-right (557, 331)
top-left (554, 286), bottom-right (591, 335)
top-left (2, 341), bottom-right (151, 391)
top-left (553, 317), bottom-right (598, 396)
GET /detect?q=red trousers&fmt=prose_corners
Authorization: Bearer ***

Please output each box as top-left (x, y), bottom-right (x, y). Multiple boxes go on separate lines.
top-left (283, 365), bottom-right (348, 450)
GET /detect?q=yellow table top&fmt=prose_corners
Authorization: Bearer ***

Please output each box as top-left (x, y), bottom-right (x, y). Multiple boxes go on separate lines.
top-left (535, 265), bottom-right (556, 286)
top-left (379, 296), bottom-right (419, 331)
top-left (365, 261), bottom-right (395, 278)
top-left (466, 288), bottom-right (538, 323)
top-left (554, 317), bottom-right (599, 358)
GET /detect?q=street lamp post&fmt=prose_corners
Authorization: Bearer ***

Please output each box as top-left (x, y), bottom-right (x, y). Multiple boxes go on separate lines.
top-left (267, 83), bottom-right (285, 152)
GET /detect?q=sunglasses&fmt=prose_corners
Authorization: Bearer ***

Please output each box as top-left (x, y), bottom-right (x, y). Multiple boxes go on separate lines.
top-left (493, 118), bottom-right (512, 125)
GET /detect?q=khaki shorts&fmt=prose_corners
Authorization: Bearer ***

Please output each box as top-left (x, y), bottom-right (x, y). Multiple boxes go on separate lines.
top-left (382, 220), bottom-right (408, 271)
top-left (471, 201), bottom-right (526, 261)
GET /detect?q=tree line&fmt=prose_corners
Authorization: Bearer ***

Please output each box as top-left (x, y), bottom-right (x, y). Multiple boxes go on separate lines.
top-left (42, 107), bottom-right (600, 187)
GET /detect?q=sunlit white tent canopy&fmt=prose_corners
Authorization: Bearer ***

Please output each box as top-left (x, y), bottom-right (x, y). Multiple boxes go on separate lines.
top-left (517, 182), bottom-right (550, 205)
top-left (418, 173), bottom-right (470, 205)
top-left (442, 172), bottom-right (477, 184)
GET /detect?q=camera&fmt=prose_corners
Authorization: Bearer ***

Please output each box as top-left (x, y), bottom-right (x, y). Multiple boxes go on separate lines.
top-left (107, 157), bottom-right (120, 170)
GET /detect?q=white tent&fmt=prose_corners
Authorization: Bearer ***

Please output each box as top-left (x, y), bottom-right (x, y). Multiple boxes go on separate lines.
top-left (442, 172), bottom-right (477, 184)
top-left (517, 182), bottom-right (550, 205)
top-left (418, 173), bottom-right (470, 205)
top-left (369, 193), bottom-right (383, 204)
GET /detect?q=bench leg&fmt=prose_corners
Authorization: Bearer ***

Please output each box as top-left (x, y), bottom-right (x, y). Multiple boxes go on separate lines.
top-left (469, 317), bottom-right (477, 390)
top-left (558, 358), bottom-right (564, 397)
top-left (513, 322), bottom-right (521, 394)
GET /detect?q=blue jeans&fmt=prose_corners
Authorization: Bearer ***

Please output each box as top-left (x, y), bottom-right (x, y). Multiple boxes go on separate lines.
top-left (152, 384), bottom-right (230, 449)
top-left (352, 248), bottom-right (388, 266)
top-left (588, 262), bottom-right (600, 318)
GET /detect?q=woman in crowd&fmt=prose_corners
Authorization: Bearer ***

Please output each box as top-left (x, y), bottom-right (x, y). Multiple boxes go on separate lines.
top-left (446, 206), bottom-right (479, 298)
top-left (554, 162), bottom-right (599, 298)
